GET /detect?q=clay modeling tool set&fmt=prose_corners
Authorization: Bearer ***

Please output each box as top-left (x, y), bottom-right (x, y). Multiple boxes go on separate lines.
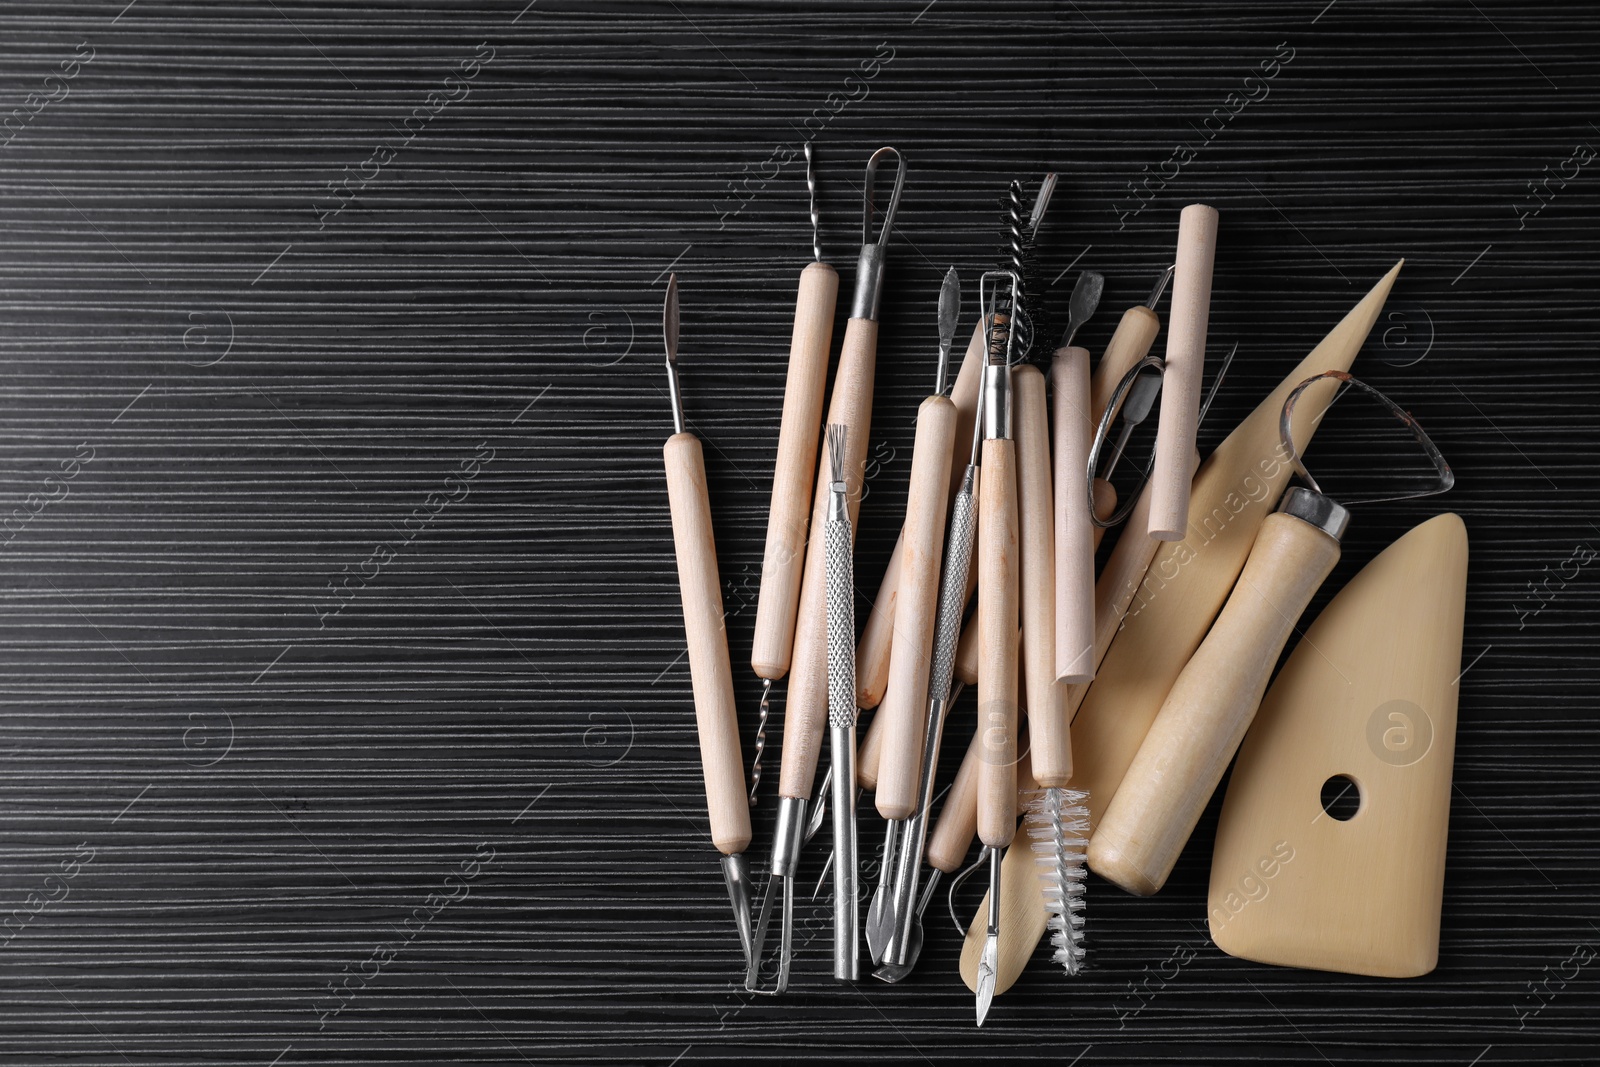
top-left (746, 146), bottom-right (904, 995)
top-left (648, 149), bottom-right (1471, 1011)
top-left (1091, 372), bottom-right (1454, 896)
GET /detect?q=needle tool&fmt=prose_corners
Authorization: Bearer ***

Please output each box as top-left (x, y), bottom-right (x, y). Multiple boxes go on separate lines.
top-left (751, 144), bottom-right (839, 803)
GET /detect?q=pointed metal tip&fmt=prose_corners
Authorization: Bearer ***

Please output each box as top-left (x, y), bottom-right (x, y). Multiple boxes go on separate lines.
top-left (935, 267), bottom-right (961, 396)
top-left (1145, 263), bottom-right (1177, 310)
top-left (1028, 173), bottom-right (1058, 237)
top-left (975, 954), bottom-right (997, 1026)
top-left (721, 853), bottom-right (755, 969)
top-left (805, 765), bottom-right (832, 843)
top-left (663, 274), bottom-right (679, 363)
top-left (811, 848), bottom-right (834, 900)
top-left (663, 274), bottom-right (684, 434)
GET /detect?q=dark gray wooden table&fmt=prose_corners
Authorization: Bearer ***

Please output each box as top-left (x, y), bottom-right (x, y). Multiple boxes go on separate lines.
top-left (1, 1), bottom-right (1596, 1063)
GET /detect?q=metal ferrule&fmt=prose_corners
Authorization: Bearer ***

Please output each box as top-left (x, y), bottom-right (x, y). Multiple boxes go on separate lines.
top-left (852, 242), bottom-right (888, 321)
top-left (981, 362), bottom-right (1012, 442)
top-left (829, 482), bottom-right (849, 523)
top-left (1277, 485), bottom-right (1351, 541)
top-left (666, 361), bottom-right (685, 436)
top-left (770, 795), bottom-right (807, 877)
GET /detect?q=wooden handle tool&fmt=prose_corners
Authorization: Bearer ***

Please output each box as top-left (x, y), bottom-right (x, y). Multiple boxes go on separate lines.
top-left (1096, 368), bottom-right (1455, 895)
top-left (1091, 501), bottom-right (1343, 895)
top-left (1065, 263), bottom-right (1401, 837)
top-left (1049, 348), bottom-right (1094, 689)
top-left (751, 261), bottom-right (837, 682)
top-left (658, 276), bottom-right (755, 965)
top-left (665, 432), bottom-right (755, 855)
top-left (1016, 366), bottom-right (1070, 792)
top-left (746, 147), bottom-right (905, 996)
top-left (1149, 204), bottom-right (1219, 540)
top-left (874, 270), bottom-right (960, 820)
top-left (855, 319), bottom-right (986, 710)
top-left (750, 147), bottom-right (840, 803)
top-left (780, 316), bottom-right (878, 802)
top-left (971, 267), bottom-right (1023, 1027)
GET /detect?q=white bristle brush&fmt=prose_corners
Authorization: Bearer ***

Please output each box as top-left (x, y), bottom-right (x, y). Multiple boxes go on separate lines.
top-left (1025, 787), bottom-right (1089, 974)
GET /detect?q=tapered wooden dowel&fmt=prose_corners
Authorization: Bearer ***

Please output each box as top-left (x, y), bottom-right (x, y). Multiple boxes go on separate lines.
top-left (752, 262), bottom-right (838, 681)
top-left (855, 322), bottom-right (986, 709)
top-left (875, 396), bottom-right (957, 819)
top-left (976, 439), bottom-right (1020, 850)
top-left (1149, 204), bottom-right (1219, 540)
top-left (1092, 511), bottom-right (1341, 895)
top-left (1050, 348), bottom-right (1094, 689)
top-left (664, 433), bottom-right (752, 855)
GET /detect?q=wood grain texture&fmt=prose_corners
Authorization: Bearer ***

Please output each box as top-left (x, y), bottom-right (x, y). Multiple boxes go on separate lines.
top-left (1211, 513), bottom-right (1468, 978)
top-left (751, 261), bottom-right (837, 681)
top-left (663, 433), bottom-right (751, 855)
top-left (1091, 510), bottom-right (1341, 896)
top-left (976, 437), bottom-right (1018, 849)
top-left (854, 320), bottom-right (983, 709)
top-left (1, 1), bottom-right (1598, 1062)
top-left (872, 394), bottom-right (953, 818)
top-left (1049, 347), bottom-right (1094, 687)
top-left (1149, 203), bottom-right (1219, 539)
top-left (1016, 366), bottom-right (1066, 786)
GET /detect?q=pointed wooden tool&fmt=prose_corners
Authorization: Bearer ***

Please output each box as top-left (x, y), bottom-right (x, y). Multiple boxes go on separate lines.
top-left (1067, 261), bottom-right (1403, 833)
top-left (1209, 513), bottom-right (1467, 978)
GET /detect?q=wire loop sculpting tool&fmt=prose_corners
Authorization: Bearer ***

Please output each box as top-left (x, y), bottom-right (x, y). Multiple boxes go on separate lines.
top-left (747, 147), bottom-right (905, 995)
top-left (657, 275), bottom-right (755, 965)
top-left (751, 143), bottom-right (840, 804)
top-left (1091, 371), bottom-right (1452, 896)
top-left (857, 179), bottom-right (1056, 723)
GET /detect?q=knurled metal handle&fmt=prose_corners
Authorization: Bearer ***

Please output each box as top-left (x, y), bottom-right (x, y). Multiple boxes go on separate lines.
top-left (825, 519), bottom-right (856, 730)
